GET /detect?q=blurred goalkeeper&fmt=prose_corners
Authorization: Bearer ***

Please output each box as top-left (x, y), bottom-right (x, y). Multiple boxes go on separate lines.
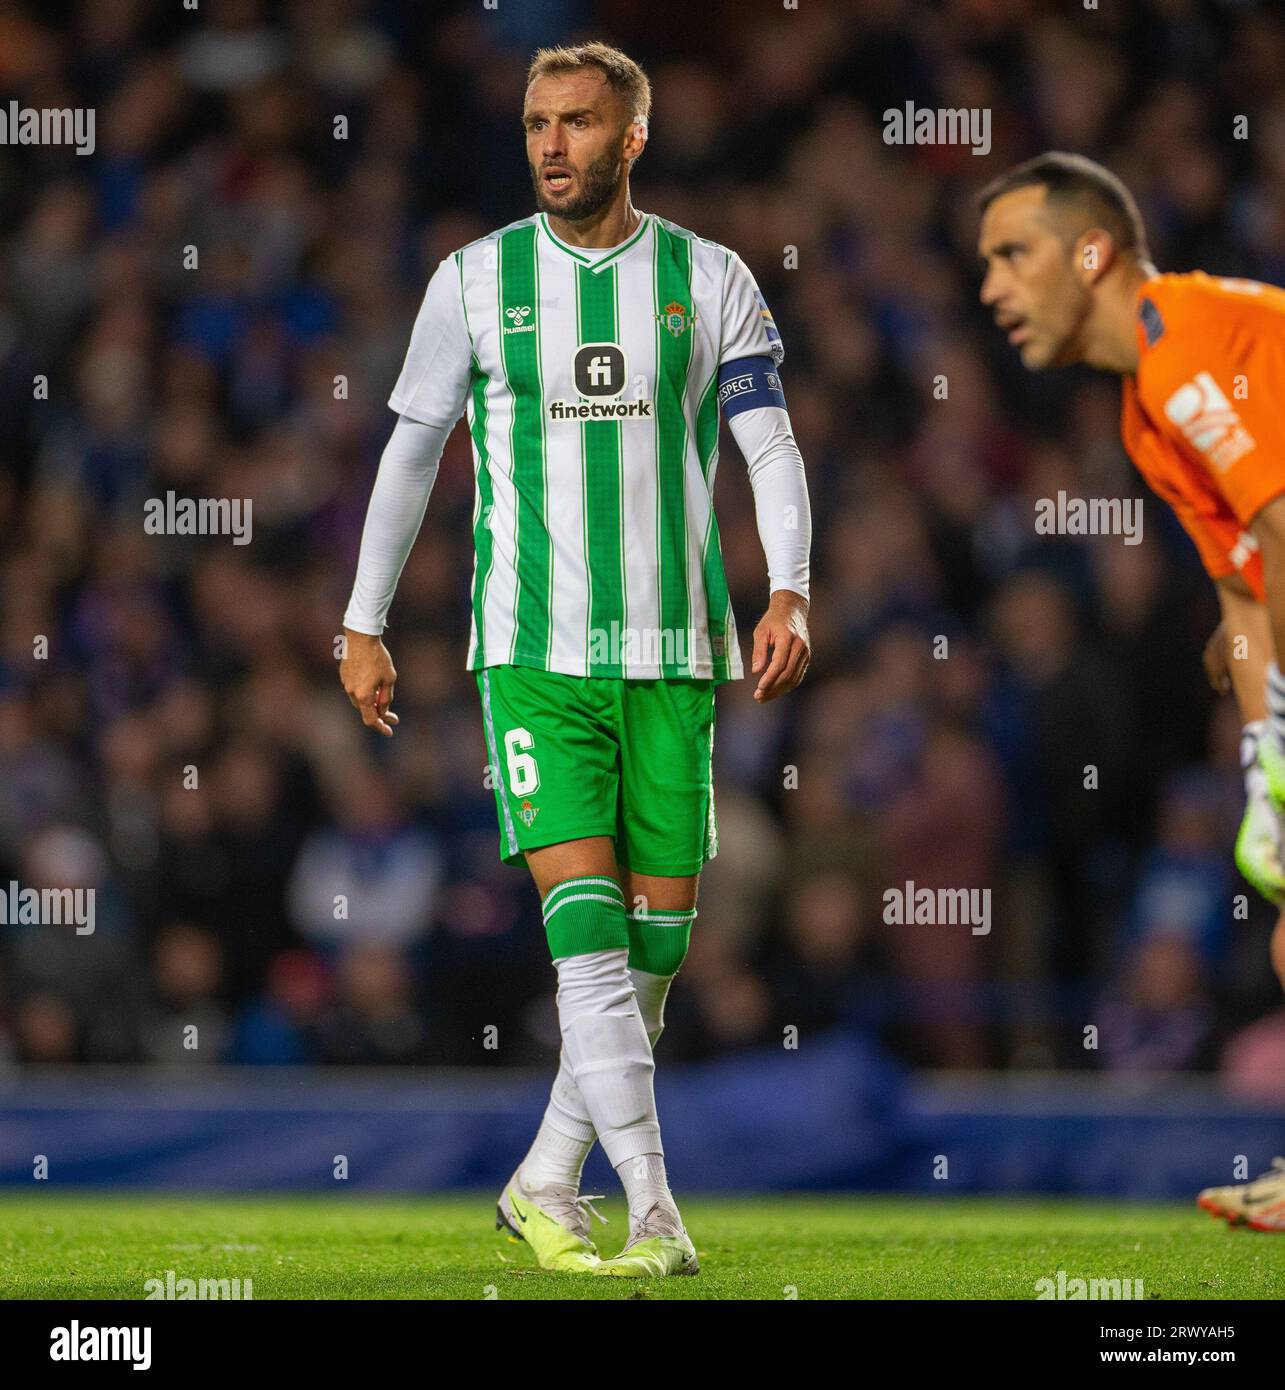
top-left (978, 151), bottom-right (1285, 1232)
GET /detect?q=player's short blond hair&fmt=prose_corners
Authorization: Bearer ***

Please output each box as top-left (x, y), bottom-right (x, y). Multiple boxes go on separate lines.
top-left (527, 42), bottom-right (651, 127)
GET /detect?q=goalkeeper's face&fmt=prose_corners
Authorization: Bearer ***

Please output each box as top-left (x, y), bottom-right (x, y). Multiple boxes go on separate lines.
top-left (978, 186), bottom-right (1094, 371)
top-left (523, 71), bottom-right (642, 222)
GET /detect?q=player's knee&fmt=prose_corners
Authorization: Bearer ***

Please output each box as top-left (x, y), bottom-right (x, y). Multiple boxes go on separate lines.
top-left (554, 945), bottom-right (634, 1016)
top-left (626, 910), bottom-right (694, 978)
top-left (542, 877), bottom-right (629, 962)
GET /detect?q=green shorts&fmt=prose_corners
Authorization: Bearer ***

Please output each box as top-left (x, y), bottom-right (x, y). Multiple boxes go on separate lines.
top-left (477, 665), bottom-right (718, 876)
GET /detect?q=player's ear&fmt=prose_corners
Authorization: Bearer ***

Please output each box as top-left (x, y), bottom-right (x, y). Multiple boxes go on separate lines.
top-left (624, 117), bottom-right (647, 163)
top-left (1075, 229), bottom-right (1115, 284)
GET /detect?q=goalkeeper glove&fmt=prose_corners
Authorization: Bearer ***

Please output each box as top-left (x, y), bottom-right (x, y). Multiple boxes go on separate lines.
top-left (1258, 663), bottom-right (1285, 809)
top-left (1237, 719), bottom-right (1285, 905)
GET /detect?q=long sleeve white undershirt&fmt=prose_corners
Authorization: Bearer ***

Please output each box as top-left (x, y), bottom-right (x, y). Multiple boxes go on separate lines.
top-left (342, 405), bottom-right (811, 636)
top-left (729, 404), bottom-right (811, 601)
top-left (342, 415), bottom-right (450, 635)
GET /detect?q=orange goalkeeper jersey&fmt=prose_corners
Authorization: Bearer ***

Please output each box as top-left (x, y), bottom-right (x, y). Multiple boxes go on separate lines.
top-left (1121, 271), bottom-right (1285, 600)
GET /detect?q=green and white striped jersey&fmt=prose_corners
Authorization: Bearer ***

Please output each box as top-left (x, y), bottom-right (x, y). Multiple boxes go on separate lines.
top-left (389, 211), bottom-right (785, 681)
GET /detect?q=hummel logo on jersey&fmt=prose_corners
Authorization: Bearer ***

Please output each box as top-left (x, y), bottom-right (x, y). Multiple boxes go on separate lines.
top-left (1163, 371), bottom-right (1256, 471)
top-left (504, 305), bottom-right (535, 334)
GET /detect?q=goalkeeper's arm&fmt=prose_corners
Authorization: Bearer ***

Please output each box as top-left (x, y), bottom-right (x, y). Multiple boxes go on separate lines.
top-left (1211, 574), bottom-right (1285, 904)
top-left (1213, 574), bottom-right (1272, 723)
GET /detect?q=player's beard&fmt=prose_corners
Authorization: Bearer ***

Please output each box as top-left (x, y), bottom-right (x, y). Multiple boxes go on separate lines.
top-left (531, 149), bottom-right (622, 222)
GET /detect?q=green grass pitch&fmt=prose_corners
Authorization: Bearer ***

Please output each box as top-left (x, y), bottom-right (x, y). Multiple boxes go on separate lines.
top-left (1, 1194), bottom-right (1281, 1300)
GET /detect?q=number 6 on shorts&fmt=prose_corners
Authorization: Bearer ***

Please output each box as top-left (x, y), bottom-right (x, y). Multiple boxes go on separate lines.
top-left (503, 727), bottom-right (539, 796)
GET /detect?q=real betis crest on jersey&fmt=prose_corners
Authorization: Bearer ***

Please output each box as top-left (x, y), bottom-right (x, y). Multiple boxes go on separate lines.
top-left (658, 300), bottom-right (695, 337)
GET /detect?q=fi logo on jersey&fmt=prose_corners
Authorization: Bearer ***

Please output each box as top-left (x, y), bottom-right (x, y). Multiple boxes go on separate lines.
top-left (574, 342), bottom-right (626, 396)
top-left (549, 343), bottom-right (654, 420)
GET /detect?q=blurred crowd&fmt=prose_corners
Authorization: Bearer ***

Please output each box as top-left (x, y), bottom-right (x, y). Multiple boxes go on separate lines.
top-left (3, 0), bottom-right (1285, 1095)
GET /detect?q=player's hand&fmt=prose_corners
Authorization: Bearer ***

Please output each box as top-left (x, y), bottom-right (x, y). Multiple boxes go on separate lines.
top-left (340, 628), bottom-right (400, 737)
top-left (1202, 620), bottom-right (1231, 695)
top-left (751, 590), bottom-right (810, 703)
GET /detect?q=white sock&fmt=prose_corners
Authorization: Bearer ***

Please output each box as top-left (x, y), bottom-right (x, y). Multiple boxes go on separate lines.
top-left (519, 1113), bottom-right (593, 1191)
top-left (555, 948), bottom-right (661, 1168)
top-left (616, 1152), bottom-right (678, 1228)
top-left (529, 967), bottom-right (677, 1189)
